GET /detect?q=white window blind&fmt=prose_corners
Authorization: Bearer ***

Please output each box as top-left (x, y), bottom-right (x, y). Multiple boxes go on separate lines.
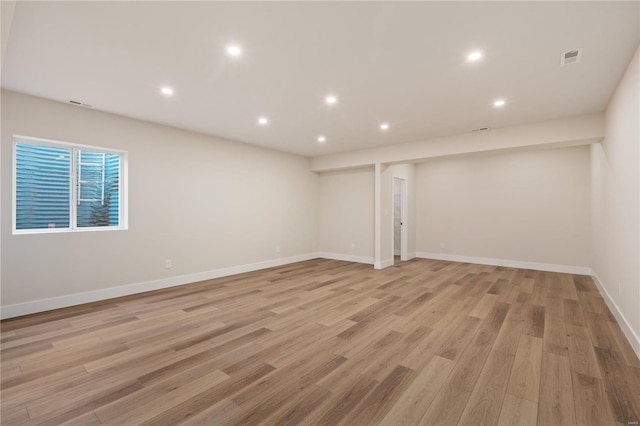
top-left (15, 143), bottom-right (71, 230)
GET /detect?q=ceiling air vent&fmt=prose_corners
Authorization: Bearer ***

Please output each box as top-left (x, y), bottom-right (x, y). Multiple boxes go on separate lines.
top-left (68, 100), bottom-right (94, 108)
top-left (472, 127), bottom-right (490, 132)
top-left (560, 49), bottom-right (582, 66)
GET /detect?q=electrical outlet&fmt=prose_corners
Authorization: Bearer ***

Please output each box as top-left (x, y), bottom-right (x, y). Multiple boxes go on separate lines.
top-left (440, 243), bottom-right (445, 249)
top-left (276, 245), bottom-right (281, 253)
top-left (165, 259), bottom-right (172, 269)
top-left (351, 243), bottom-right (356, 250)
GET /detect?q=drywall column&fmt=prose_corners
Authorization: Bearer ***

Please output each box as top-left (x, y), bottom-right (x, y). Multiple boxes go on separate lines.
top-left (374, 162), bottom-right (383, 269)
top-left (379, 165), bottom-right (394, 268)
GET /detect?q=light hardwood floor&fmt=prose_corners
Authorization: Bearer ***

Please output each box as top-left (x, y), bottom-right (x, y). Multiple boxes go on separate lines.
top-left (1, 258), bottom-right (639, 425)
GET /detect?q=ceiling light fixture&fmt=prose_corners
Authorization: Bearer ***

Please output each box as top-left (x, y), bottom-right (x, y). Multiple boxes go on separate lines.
top-left (226, 45), bottom-right (242, 57)
top-left (467, 51), bottom-right (483, 62)
top-left (325, 95), bottom-right (338, 105)
top-left (258, 117), bottom-right (269, 126)
top-left (317, 136), bottom-right (326, 143)
top-left (493, 99), bottom-right (506, 107)
top-left (160, 87), bottom-right (174, 96)
top-left (379, 122), bottom-right (390, 131)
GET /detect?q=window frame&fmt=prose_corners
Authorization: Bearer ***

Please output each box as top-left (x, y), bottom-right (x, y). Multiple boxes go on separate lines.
top-left (12, 135), bottom-right (128, 235)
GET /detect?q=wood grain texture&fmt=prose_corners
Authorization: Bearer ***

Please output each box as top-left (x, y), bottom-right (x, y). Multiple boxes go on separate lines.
top-left (1, 258), bottom-right (639, 425)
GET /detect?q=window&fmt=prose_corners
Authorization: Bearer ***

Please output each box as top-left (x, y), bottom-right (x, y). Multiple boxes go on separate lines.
top-left (13, 136), bottom-right (127, 234)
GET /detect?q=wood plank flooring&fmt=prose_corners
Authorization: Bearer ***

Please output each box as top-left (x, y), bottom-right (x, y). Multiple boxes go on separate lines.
top-left (2, 258), bottom-right (639, 425)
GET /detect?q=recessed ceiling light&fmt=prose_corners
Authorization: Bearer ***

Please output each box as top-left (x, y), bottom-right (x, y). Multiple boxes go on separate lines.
top-left (467, 51), bottom-right (483, 62)
top-left (160, 87), bottom-right (174, 96)
top-left (258, 117), bottom-right (269, 126)
top-left (379, 122), bottom-right (390, 131)
top-left (325, 95), bottom-right (338, 105)
top-left (493, 99), bottom-right (506, 107)
top-left (317, 136), bottom-right (326, 143)
top-left (226, 45), bottom-right (242, 57)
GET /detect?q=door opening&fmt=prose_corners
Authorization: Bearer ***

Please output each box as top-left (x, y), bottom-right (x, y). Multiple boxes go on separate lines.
top-left (393, 177), bottom-right (406, 265)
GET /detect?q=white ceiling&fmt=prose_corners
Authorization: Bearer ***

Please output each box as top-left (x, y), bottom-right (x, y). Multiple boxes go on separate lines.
top-left (2, 1), bottom-right (639, 157)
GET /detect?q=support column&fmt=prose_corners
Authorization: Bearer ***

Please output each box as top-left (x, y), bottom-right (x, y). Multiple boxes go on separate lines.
top-left (374, 162), bottom-right (382, 269)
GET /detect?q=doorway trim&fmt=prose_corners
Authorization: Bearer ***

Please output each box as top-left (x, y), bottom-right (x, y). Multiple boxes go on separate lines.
top-left (392, 176), bottom-right (409, 262)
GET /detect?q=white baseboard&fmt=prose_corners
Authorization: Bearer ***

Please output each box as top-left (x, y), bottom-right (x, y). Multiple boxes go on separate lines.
top-left (415, 252), bottom-right (591, 275)
top-left (404, 252), bottom-right (417, 261)
top-left (591, 271), bottom-right (640, 360)
top-left (318, 252), bottom-right (374, 265)
top-left (374, 258), bottom-right (394, 270)
top-left (0, 253), bottom-right (319, 320)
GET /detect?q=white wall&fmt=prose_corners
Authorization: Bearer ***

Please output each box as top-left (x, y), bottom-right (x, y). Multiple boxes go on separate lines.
top-left (591, 46), bottom-right (640, 353)
top-left (1, 1), bottom-right (16, 64)
top-left (415, 145), bottom-right (592, 270)
top-left (1, 90), bottom-right (319, 311)
top-left (318, 167), bottom-right (374, 263)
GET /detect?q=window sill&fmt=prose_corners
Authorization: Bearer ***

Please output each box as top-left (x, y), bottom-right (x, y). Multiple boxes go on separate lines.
top-left (12, 226), bottom-right (128, 235)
